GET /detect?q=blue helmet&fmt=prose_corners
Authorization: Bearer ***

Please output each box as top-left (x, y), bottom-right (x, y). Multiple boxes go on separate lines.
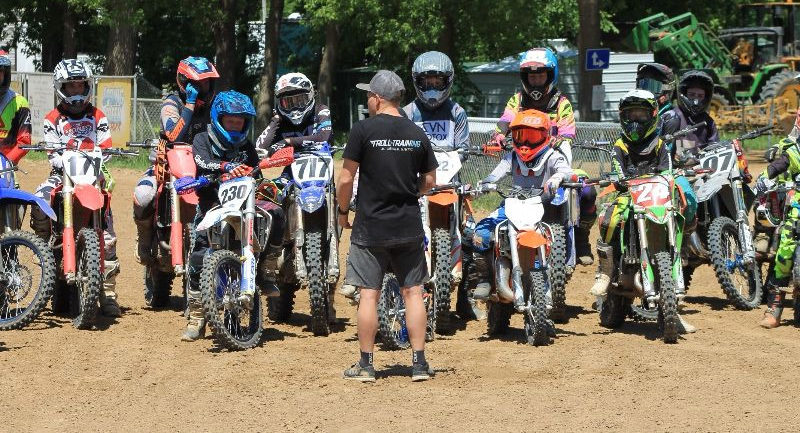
top-left (519, 48), bottom-right (559, 102)
top-left (210, 90), bottom-right (256, 147)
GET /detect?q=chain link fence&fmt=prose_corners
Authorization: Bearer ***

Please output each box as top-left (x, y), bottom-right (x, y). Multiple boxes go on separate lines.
top-left (462, 118), bottom-right (620, 188)
top-left (134, 98), bottom-right (164, 141)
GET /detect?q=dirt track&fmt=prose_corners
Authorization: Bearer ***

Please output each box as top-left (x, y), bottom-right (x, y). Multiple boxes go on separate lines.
top-left (2, 156), bottom-right (800, 432)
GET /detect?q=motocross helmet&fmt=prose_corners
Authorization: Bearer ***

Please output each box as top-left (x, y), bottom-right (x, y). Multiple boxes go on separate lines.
top-left (0, 50), bottom-right (10, 96)
top-left (636, 63), bottom-right (675, 106)
top-left (509, 109), bottom-right (552, 163)
top-left (619, 89), bottom-right (659, 149)
top-left (411, 51), bottom-right (454, 110)
top-left (519, 48), bottom-right (558, 102)
top-left (677, 70), bottom-right (714, 117)
top-left (53, 59), bottom-right (93, 115)
top-left (275, 72), bottom-right (315, 126)
top-left (176, 56), bottom-right (219, 108)
top-left (210, 90), bottom-right (256, 150)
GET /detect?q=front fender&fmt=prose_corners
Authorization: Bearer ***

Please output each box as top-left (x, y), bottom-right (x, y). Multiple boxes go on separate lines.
top-left (197, 207), bottom-right (242, 231)
top-left (73, 184), bottom-right (104, 211)
top-left (0, 188), bottom-right (57, 220)
top-left (297, 186), bottom-right (326, 213)
top-left (694, 175), bottom-right (726, 203)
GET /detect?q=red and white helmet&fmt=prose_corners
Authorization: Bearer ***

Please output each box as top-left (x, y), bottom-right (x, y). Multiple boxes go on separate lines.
top-left (176, 56), bottom-right (219, 107)
top-left (53, 59), bottom-right (93, 114)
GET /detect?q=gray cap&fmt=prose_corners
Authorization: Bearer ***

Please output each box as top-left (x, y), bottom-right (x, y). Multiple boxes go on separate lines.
top-left (356, 70), bottom-right (405, 101)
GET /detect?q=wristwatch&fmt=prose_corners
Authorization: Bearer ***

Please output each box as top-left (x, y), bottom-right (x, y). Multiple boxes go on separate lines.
top-left (337, 206), bottom-right (349, 215)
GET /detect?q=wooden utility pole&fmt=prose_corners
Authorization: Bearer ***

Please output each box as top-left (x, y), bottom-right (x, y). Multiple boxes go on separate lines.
top-left (578, 0), bottom-right (602, 121)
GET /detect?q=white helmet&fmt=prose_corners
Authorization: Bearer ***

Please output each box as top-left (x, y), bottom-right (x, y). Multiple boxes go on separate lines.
top-left (412, 51), bottom-right (454, 109)
top-left (53, 59), bottom-right (93, 114)
top-left (275, 72), bottom-right (315, 125)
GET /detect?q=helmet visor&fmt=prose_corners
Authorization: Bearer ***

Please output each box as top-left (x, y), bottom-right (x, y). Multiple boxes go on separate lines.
top-left (621, 107), bottom-right (654, 123)
top-left (512, 127), bottom-right (549, 147)
top-left (415, 74), bottom-right (448, 91)
top-left (636, 77), bottom-right (664, 95)
top-left (278, 92), bottom-right (311, 111)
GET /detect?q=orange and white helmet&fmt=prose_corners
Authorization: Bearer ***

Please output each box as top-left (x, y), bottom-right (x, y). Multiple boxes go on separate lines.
top-left (509, 109), bottom-right (553, 162)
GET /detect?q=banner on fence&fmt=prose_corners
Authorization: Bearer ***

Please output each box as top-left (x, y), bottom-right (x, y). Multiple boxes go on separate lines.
top-left (97, 77), bottom-right (132, 145)
top-left (26, 74), bottom-right (55, 144)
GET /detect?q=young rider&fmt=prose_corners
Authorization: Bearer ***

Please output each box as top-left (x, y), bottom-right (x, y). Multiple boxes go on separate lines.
top-left (0, 50), bottom-right (32, 166)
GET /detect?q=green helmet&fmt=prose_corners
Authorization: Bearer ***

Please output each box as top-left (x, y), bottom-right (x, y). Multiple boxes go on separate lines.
top-left (619, 89), bottom-right (659, 146)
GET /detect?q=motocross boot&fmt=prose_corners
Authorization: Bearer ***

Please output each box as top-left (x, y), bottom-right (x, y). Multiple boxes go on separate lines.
top-left (753, 230), bottom-right (771, 261)
top-left (182, 283), bottom-right (206, 341)
top-left (760, 278), bottom-right (789, 329)
top-left (589, 241), bottom-right (614, 297)
top-left (470, 251), bottom-right (493, 300)
top-left (133, 217), bottom-right (154, 265)
top-left (257, 244), bottom-right (282, 298)
top-left (100, 259), bottom-right (121, 317)
top-left (328, 285), bottom-right (337, 324)
top-left (574, 225), bottom-right (595, 266)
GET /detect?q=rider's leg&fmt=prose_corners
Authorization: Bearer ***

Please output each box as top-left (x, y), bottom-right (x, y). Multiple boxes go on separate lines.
top-left (590, 197), bottom-right (622, 296)
top-left (30, 174), bottom-right (61, 242)
top-left (133, 169), bottom-right (156, 265)
top-left (183, 207), bottom-right (209, 341)
top-left (469, 207), bottom-right (505, 300)
top-left (100, 209), bottom-right (121, 317)
top-left (675, 176), bottom-right (698, 233)
top-left (760, 207), bottom-right (798, 328)
top-left (576, 184), bottom-right (598, 266)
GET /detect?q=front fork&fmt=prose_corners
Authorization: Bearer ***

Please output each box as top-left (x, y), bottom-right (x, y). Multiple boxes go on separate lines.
top-left (240, 183), bottom-right (256, 296)
top-left (168, 175), bottom-right (186, 273)
top-left (732, 179), bottom-right (756, 264)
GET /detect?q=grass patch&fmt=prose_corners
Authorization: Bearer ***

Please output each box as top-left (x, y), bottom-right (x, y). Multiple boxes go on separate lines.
top-left (472, 193), bottom-right (503, 213)
top-left (721, 131), bottom-right (780, 151)
top-left (21, 147), bottom-right (151, 171)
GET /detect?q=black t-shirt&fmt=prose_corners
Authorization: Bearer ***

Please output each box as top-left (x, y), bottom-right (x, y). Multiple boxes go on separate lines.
top-left (343, 114), bottom-right (438, 247)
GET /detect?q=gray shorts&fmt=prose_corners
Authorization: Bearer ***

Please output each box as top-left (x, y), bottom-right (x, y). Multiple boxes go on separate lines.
top-left (345, 241), bottom-right (429, 290)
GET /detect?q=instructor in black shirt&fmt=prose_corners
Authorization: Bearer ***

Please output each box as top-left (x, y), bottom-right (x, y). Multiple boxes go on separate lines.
top-left (337, 70), bottom-right (438, 382)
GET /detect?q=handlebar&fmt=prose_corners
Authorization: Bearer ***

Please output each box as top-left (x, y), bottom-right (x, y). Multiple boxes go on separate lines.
top-left (22, 145), bottom-right (139, 156)
top-left (661, 121), bottom-right (707, 142)
top-left (738, 125), bottom-right (774, 141)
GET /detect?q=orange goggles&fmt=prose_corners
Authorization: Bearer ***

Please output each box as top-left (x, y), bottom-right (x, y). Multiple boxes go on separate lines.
top-left (512, 127), bottom-right (549, 147)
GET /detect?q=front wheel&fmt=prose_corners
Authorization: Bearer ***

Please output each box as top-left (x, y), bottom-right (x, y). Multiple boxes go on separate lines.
top-left (0, 231), bottom-right (56, 330)
top-left (708, 217), bottom-right (762, 310)
top-left (431, 228), bottom-right (453, 333)
top-left (655, 251), bottom-right (679, 344)
top-left (377, 273), bottom-right (410, 350)
top-left (267, 282), bottom-right (297, 323)
top-left (599, 293), bottom-right (629, 329)
top-left (525, 269), bottom-right (551, 346)
top-left (546, 224), bottom-right (568, 323)
top-left (71, 228), bottom-right (102, 330)
top-left (305, 230), bottom-right (330, 336)
top-left (201, 250), bottom-right (262, 350)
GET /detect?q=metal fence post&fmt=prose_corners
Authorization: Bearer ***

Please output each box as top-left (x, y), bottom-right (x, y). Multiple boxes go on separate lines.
top-left (133, 74), bottom-right (138, 142)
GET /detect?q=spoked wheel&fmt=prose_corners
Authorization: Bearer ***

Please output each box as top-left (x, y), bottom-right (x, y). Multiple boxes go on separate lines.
top-left (431, 228), bottom-right (453, 334)
top-left (486, 301), bottom-right (513, 336)
top-left (524, 269), bottom-right (551, 346)
top-left (377, 273), bottom-right (410, 350)
top-left (545, 224), bottom-right (568, 323)
top-left (305, 230), bottom-right (330, 336)
top-left (709, 217), bottom-right (762, 309)
top-left (0, 231), bottom-right (56, 330)
top-left (201, 250), bottom-right (262, 350)
top-left (655, 251), bottom-right (679, 344)
top-left (599, 293), bottom-right (630, 329)
top-left (181, 222), bottom-right (195, 316)
top-left (71, 228), bottom-right (102, 330)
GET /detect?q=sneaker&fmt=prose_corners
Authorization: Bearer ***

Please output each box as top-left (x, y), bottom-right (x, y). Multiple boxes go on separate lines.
top-left (339, 284), bottom-right (357, 298)
top-left (343, 362), bottom-right (376, 382)
top-left (411, 362), bottom-right (434, 382)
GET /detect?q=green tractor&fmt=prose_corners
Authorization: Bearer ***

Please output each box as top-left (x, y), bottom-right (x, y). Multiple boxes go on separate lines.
top-left (629, 6), bottom-right (800, 130)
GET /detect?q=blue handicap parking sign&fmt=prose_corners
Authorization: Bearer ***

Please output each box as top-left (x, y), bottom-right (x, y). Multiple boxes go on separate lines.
top-left (585, 49), bottom-right (610, 71)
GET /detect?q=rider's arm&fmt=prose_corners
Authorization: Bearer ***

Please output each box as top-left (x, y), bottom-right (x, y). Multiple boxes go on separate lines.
top-left (420, 169), bottom-right (436, 194)
top-left (93, 108), bottom-right (113, 150)
top-left (43, 111), bottom-right (63, 168)
top-left (453, 105), bottom-right (470, 156)
top-left (192, 133), bottom-right (227, 173)
top-left (766, 153), bottom-right (790, 179)
top-left (0, 103), bottom-right (32, 164)
top-left (254, 114), bottom-right (281, 150)
top-left (161, 96), bottom-right (194, 143)
top-left (285, 104), bottom-right (333, 148)
top-left (706, 115), bottom-right (720, 144)
top-left (656, 140), bottom-right (672, 172)
top-left (494, 94), bottom-right (520, 136)
top-left (482, 153), bottom-right (513, 183)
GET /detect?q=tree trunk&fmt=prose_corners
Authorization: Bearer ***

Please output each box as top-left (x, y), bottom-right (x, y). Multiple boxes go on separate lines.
top-left (213, 0), bottom-right (238, 91)
top-left (438, 1), bottom-right (457, 64)
top-left (41, 1), bottom-right (66, 71)
top-left (317, 22), bottom-right (339, 106)
top-left (62, 3), bottom-right (77, 59)
top-left (256, 0), bottom-right (284, 132)
top-left (578, 0), bottom-right (602, 122)
top-left (103, 0), bottom-right (138, 75)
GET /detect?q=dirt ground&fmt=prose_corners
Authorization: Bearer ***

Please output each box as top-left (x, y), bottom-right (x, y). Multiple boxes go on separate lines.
top-left (2, 155), bottom-right (800, 433)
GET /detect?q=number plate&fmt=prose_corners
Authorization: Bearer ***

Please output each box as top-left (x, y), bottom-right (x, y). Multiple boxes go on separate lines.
top-left (700, 146), bottom-right (736, 176)
top-left (291, 154), bottom-right (333, 183)
top-left (434, 150), bottom-right (461, 184)
top-left (629, 177), bottom-right (671, 207)
top-left (63, 150), bottom-right (102, 185)
top-left (218, 178), bottom-right (253, 209)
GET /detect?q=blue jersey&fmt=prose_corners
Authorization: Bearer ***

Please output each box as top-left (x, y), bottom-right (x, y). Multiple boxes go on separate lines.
top-left (402, 99), bottom-right (469, 152)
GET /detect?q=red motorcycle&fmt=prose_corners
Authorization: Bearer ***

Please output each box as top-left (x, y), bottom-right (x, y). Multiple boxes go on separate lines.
top-left (128, 139), bottom-right (198, 308)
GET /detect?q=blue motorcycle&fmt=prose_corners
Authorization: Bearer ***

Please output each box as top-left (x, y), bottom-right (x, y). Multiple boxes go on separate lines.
top-left (0, 153), bottom-right (57, 330)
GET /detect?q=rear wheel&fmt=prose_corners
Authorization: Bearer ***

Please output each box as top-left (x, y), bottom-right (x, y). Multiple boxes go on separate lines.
top-left (201, 249), bottom-right (262, 350)
top-left (72, 228), bottom-right (102, 330)
top-left (708, 217), bottom-right (762, 310)
top-left (0, 231), bottom-right (56, 330)
top-left (377, 274), bottom-right (410, 350)
top-left (599, 293), bottom-right (629, 329)
top-left (267, 282), bottom-right (297, 323)
top-left (655, 251), bottom-right (679, 344)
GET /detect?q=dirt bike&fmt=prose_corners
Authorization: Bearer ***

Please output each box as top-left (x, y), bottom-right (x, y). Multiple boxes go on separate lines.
top-left (267, 141), bottom-right (342, 336)
top-left (127, 139), bottom-right (198, 309)
top-left (0, 153), bottom-right (57, 330)
top-left (577, 126), bottom-right (707, 343)
top-left (679, 126), bottom-right (769, 311)
top-left (175, 147), bottom-right (294, 350)
top-left (473, 183), bottom-right (567, 347)
top-left (376, 182), bottom-right (469, 349)
top-left (22, 143), bottom-right (137, 329)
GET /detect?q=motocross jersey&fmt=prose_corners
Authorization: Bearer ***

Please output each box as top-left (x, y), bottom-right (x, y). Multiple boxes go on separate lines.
top-left (763, 138), bottom-right (800, 180)
top-left (402, 99), bottom-right (469, 152)
top-left (43, 104), bottom-right (112, 169)
top-left (192, 127), bottom-right (261, 206)
top-left (496, 91), bottom-right (576, 161)
top-left (483, 147), bottom-right (571, 190)
top-left (160, 93), bottom-right (210, 145)
top-left (611, 134), bottom-right (670, 178)
top-left (255, 102), bottom-right (332, 152)
top-left (661, 107), bottom-right (718, 158)
top-left (0, 89), bottom-right (32, 164)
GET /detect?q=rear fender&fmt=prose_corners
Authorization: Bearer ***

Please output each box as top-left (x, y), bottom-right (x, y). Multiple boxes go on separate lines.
top-left (0, 188), bottom-right (57, 220)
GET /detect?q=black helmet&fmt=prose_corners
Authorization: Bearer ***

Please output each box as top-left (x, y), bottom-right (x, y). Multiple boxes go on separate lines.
top-left (677, 70), bottom-right (714, 117)
top-left (636, 63), bottom-right (675, 106)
